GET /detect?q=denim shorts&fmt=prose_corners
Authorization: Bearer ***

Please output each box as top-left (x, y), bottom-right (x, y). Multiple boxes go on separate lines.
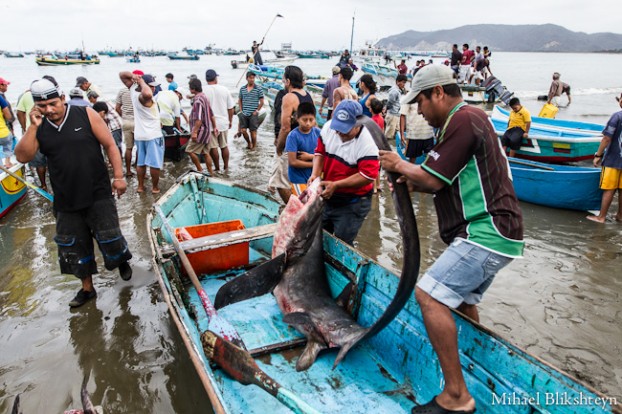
top-left (417, 238), bottom-right (513, 308)
top-left (136, 137), bottom-right (164, 169)
top-left (0, 133), bottom-right (14, 158)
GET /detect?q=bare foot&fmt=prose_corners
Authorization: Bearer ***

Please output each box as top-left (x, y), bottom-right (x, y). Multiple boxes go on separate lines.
top-left (151, 188), bottom-right (161, 194)
top-left (4, 163), bottom-right (14, 168)
top-left (586, 215), bottom-right (606, 223)
top-left (615, 215), bottom-right (622, 223)
top-left (137, 187), bottom-right (145, 193)
top-left (125, 172), bottom-right (134, 178)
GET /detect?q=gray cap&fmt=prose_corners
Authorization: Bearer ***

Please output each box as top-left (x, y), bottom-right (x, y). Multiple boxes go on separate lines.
top-left (401, 64), bottom-right (457, 104)
top-left (86, 90), bottom-right (99, 99)
top-left (69, 88), bottom-right (84, 98)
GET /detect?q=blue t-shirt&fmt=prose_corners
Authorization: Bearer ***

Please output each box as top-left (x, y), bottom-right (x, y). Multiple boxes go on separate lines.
top-left (285, 126), bottom-right (321, 184)
top-left (0, 95), bottom-right (8, 109)
top-left (602, 110), bottom-right (622, 169)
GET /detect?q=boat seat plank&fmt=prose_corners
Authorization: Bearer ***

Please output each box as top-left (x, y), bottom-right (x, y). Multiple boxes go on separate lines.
top-left (161, 223), bottom-right (277, 257)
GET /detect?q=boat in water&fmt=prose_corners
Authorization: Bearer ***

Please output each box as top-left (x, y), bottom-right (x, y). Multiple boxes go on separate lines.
top-left (0, 164), bottom-right (27, 219)
top-left (490, 107), bottom-right (601, 162)
top-left (507, 158), bottom-right (603, 211)
top-left (147, 171), bottom-right (618, 414)
top-left (493, 105), bottom-right (604, 135)
top-left (167, 53), bottom-right (199, 61)
top-left (35, 54), bottom-right (100, 66)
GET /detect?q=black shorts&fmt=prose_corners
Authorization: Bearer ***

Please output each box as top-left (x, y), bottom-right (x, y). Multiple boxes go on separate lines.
top-left (54, 198), bottom-right (132, 279)
top-left (501, 127), bottom-right (524, 150)
top-left (406, 138), bottom-right (435, 159)
top-left (238, 113), bottom-right (260, 132)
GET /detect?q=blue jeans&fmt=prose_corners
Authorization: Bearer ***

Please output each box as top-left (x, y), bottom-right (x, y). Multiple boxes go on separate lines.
top-left (322, 196), bottom-right (372, 245)
top-left (417, 238), bottom-right (513, 308)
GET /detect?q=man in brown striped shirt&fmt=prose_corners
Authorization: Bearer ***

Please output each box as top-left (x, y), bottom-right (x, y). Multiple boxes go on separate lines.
top-left (380, 65), bottom-right (524, 414)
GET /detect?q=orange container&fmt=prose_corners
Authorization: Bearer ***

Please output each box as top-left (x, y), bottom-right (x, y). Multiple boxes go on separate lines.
top-left (175, 220), bottom-right (249, 275)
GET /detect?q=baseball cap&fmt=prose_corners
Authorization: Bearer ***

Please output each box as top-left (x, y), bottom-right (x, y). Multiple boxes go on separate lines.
top-left (132, 69), bottom-right (144, 76)
top-left (401, 64), bottom-right (457, 104)
top-left (330, 100), bottom-right (363, 134)
top-left (31, 79), bottom-right (62, 101)
top-left (86, 90), bottom-right (99, 99)
top-left (0, 77), bottom-right (10, 85)
top-left (69, 88), bottom-right (84, 98)
top-left (331, 66), bottom-right (341, 75)
top-left (168, 81), bottom-right (178, 91)
top-left (205, 69), bottom-right (218, 81)
top-left (142, 74), bottom-right (160, 87)
top-left (188, 74), bottom-right (198, 79)
top-left (75, 76), bottom-right (88, 87)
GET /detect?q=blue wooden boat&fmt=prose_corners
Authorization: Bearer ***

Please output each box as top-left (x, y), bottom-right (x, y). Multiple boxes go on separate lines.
top-left (125, 56), bottom-right (140, 63)
top-left (494, 105), bottom-right (604, 135)
top-left (507, 158), bottom-right (603, 211)
top-left (0, 164), bottom-right (27, 219)
top-left (148, 172), bottom-right (618, 414)
top-left (167, 53), bottom-right (199, 61)
top-left (489, 114), bottom-right (601, 163)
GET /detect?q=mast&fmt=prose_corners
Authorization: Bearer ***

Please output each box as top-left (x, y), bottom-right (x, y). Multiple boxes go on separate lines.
top-left (350, 11), bottom-right (355, 53)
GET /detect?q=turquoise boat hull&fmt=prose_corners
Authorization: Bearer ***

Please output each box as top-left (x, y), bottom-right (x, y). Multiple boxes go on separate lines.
top-left (148, 172), bottom-right (617, 414)
top-left (508, 158), bottom-right (603, 211)
top-left (0, 164), bottom-right (27, 219)
top-left (494, 105), bottom-right (604, 134)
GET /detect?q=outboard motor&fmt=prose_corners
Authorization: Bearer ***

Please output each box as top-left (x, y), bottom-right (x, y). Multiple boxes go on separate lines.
top-left (483, 76), bottom-right (514, 105)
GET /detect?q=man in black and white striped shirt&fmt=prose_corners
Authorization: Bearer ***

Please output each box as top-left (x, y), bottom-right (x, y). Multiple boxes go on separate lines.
top-left (237, 72), bottom-right (264, 150)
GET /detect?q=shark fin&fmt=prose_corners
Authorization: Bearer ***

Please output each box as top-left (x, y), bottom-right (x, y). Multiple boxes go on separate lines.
top-left (332, 328), bottom-right (370, 369)
top-left (296, 340), bottom-right (326, 371)
top-left (214, 253), bottom-right (286, 309)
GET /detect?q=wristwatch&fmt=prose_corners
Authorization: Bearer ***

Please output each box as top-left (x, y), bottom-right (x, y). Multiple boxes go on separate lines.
top-left (594, 153), bottom-right (603, 158)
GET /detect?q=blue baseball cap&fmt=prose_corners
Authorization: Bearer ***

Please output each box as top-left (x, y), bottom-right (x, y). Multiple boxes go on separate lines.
top-left (330, 100), bottom-right (363, 134)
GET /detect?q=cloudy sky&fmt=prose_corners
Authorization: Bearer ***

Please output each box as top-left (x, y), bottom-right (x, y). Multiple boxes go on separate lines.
top-left (3, 0), bottom-right (621, 52)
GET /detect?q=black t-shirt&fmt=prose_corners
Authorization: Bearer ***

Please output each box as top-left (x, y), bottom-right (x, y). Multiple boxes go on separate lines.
top-left (37, 105), bottom-right (112, 212)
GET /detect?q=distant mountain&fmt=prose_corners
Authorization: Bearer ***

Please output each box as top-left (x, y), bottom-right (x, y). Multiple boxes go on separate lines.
top-left (376, 24), bottom-right (622, 53)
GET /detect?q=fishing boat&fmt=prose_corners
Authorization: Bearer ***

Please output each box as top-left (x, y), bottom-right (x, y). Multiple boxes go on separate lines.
top-left (361, 62), bottom-right (401, 88)
top-left (3, 52), bottom-right (25, 58)
top-left (507, 158), bottom-right (603, 211)
top-left (0, 164), bottom-right (27, 219)
top-left (167, 53), bottom-right (199, 61)
top-left (35, 54), bottom-right (100, 66)
top-left (493, 105), bottom-right (604, 135)
top-left (490, 115), bottom-right (601, 163)
top-left (125, 56), bottom-right (141, 63)
top-left (147, 172), bottom-right (618, 414)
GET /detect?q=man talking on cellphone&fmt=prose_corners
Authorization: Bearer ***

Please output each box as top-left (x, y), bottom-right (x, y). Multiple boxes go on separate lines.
top-left (15, 78), bottom-right (133, 308)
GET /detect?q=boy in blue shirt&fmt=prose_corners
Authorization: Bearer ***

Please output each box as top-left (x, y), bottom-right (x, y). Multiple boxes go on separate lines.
top-left (284, 102), bottom-right (321, 196)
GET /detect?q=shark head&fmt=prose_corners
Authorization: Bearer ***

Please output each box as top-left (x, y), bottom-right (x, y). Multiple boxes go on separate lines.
top-left (272, 178), bottom-right (324, 258)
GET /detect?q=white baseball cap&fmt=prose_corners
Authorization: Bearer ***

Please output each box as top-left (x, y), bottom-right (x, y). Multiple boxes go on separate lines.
top-left (402, 64), bottom-right (457, 104)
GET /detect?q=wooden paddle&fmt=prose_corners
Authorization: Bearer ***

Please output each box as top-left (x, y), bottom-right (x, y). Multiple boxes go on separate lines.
top-left (153, 205), bottom-right (246, 349)
top-left (0, 164), bottom-right (54, 202)
top-left (202, 331), bottom-right (321, 414)
top-left (508, 158), bottom-right (555, 171)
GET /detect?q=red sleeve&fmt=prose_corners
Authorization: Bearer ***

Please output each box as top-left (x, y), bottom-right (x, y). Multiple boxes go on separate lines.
top-left (358, 158), bottom-right (380, 180)
top-left (315, 135), bottom-right (326, 156)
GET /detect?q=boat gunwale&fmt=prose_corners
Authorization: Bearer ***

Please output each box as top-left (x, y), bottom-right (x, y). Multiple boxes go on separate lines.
top-left (148, 173), bottom-right (619, 413)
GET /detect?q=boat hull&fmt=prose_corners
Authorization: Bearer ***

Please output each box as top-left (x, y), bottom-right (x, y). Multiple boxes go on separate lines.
top-left (490, 117), bottom-right (600, 162)
top-left (35, 58), bottom-right (100, 66)
top-left (509, 158), bottom-right (603, 211)
top-left (0, 164), bottom-right (27, 219)
top-left (148, 172), bottom-right (617, 414)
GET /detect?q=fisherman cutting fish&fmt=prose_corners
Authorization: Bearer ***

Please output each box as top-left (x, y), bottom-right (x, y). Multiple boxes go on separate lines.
top-left (380, 64), bottom-right (524, 414)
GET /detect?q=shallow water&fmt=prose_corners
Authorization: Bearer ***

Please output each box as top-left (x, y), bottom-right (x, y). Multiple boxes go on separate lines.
top-left (0, 53), bottom-right (621, 412)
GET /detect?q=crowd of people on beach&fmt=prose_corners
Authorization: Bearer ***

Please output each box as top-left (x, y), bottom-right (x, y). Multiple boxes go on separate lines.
top-left (1, 44), bottom-right (621, 412)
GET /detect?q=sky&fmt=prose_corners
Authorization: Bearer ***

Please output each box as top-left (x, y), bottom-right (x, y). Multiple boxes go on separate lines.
top-left (3, 0), bottom-right (621, 52)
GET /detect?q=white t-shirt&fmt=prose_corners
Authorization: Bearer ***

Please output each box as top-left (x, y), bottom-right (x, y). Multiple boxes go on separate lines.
top-left (400, 103), bottom-right (434, 141)
top-left (204, 84), bottom-right (235, 130)
top-left (130, 87), bottom-right (162, 141)
top-left (156, 90), bottom-right (181, 127)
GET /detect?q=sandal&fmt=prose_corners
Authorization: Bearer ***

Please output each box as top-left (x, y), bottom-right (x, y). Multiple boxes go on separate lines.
top-left (412, 397), bottom-right (475, 414)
